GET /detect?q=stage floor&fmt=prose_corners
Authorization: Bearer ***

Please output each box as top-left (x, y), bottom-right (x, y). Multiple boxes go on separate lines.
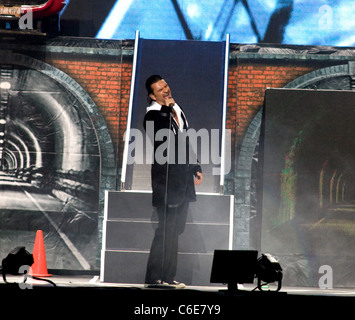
top-left (2, 274), bottom-right (354, 317)
top-left (5, 274), bottom-right (354, 296)
top-left (3, 273), bottom-right (355, 295)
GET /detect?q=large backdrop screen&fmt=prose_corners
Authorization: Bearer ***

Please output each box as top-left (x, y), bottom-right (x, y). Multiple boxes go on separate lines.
top-left (261, 88), bottom-right (355, 287)
top-left (95, 0), bottom-right (354, 46)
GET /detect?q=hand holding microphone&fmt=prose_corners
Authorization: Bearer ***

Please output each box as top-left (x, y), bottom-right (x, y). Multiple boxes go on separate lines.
top-left (164, 97), bottom-right (180, 127)
top-left (164, 97), bottom-right (175, 109)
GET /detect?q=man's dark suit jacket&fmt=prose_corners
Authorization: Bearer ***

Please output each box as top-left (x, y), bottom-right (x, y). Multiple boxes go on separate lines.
top-left (143, 104), bottom-right (202, 207)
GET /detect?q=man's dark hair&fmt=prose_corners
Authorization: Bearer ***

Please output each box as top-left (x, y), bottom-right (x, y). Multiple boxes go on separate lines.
top-left (145, 74), bottom-right (163, 96)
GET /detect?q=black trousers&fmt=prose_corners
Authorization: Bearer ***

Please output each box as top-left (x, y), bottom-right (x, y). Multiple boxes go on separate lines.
top-left (145, 198), bottom-right (189, 283)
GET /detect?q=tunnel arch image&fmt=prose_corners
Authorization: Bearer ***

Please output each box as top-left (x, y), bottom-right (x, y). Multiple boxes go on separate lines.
top-left (235, 62), bottom-right (355, 286)
top-left (292, 103), bottom-right (355, 222)
top-left (0, 55), bottom-right (115, 270)
top-left (260, 88), bottom-right (355, 287)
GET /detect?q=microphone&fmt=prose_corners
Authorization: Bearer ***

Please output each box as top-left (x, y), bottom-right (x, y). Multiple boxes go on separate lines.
top-left (168, 103), bottom-right (175, 116)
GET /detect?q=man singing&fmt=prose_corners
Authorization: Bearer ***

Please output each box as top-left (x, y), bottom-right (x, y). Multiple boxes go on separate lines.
top-left (143, 75), bottom-right (203, 288)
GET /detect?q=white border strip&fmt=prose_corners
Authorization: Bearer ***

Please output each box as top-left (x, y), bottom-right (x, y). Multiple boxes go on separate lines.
top-left (229, 195), bottom-right (234, 250)
top-left (121, 30), bottom-right (140, 188)
top-left (220, 34), bottom-right (230, 190)
top-left (100, 190), bottom-right (110, 281)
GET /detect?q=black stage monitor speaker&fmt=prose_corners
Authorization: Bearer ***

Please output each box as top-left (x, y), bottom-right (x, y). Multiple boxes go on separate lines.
top-left (210, 250), bottom-right (258, 292)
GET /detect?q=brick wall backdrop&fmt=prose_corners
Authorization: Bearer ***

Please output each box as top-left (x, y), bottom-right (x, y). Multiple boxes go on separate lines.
top-left (47, 56), bottom-right (132, 164)
top-left (1, 36), bottom-right (354, 267)
top-left (31, 41), bottom-right (351, 179)
top-left (33, 41), bottom-right (353, 208)
top-left (228, 59), bottom-right (341, 157)
top-left (46, 44), bottom-right (348, 175)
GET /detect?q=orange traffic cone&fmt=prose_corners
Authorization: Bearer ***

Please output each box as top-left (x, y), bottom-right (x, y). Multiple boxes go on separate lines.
top-left (30, 230), bottom-right (51, 277)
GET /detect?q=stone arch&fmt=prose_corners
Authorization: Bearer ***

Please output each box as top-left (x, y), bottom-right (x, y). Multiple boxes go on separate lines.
top-left (8, 53), bottom-right (116, 175)
top-left (284, 64), bottom-right (351, 90)
top-left (0, 51), bottom-right (116, 266)
top-left (234, 62), bottom-right (354, 249)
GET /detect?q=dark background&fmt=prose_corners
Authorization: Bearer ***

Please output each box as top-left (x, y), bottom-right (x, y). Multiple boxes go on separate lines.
top-left (125, 39), bottom-right (226, 193)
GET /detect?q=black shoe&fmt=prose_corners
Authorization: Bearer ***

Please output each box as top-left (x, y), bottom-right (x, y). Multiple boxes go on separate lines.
top-left (144, 280), bottom-right (176, 289)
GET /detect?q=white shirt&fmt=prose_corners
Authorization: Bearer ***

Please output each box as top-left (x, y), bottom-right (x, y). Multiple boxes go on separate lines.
top-left (146, 101), bottom-right (187, 132)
